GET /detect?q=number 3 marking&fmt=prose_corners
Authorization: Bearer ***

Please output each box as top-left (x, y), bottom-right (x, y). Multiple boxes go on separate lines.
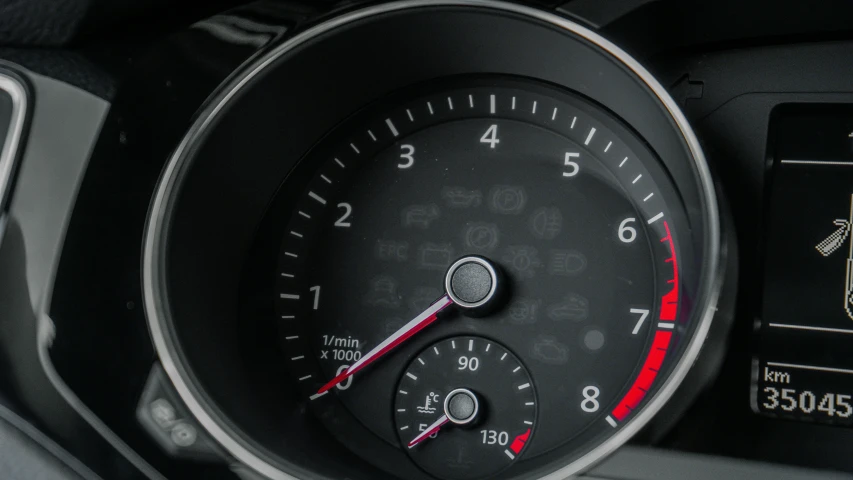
top-left (399, 145), bottom-right (415, 169)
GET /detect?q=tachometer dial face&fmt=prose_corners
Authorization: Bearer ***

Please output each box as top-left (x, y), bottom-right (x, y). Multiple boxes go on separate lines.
top-left (273, 78), bottom-right (688, 479)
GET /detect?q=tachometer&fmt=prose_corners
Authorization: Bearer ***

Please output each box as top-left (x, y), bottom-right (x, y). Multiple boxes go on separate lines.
top-left (275, 78), bottom-right (688, 477)
top-left (143, 2), bottom-right (723, 480)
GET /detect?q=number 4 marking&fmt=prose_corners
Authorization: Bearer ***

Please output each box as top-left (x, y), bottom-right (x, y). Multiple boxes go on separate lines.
top-left (480, 124), bottom-right (499, 149)
top-left (630, 308), bottom-right (649, 334)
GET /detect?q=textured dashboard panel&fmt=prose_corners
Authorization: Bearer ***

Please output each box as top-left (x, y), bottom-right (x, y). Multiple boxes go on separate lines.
top-left (0, 402), bottom-right (99, 480)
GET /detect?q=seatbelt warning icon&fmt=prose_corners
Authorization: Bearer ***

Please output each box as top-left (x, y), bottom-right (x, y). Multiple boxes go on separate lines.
top-left (815, 194), bottom-right (853, 321)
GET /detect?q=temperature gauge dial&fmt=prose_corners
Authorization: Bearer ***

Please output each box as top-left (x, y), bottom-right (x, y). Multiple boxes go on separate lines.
top-left (395, 336), bottom-right (536, 480)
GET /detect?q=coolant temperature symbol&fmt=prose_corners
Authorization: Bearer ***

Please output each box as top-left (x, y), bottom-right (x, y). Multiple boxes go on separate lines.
top-left (815, 194), bottom-right (853, 321)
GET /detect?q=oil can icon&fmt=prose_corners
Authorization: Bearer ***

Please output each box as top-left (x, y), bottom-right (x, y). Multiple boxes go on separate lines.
top-left (815, 194), bottom-right (853, 321)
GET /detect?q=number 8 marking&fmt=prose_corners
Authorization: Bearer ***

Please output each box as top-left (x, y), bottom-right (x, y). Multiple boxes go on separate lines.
top-left (581, 386), bottom-right (600, 412)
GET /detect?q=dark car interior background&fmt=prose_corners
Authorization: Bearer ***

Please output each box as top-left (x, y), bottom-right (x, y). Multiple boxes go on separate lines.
top-left (1, 1), bottom-right (853, 479)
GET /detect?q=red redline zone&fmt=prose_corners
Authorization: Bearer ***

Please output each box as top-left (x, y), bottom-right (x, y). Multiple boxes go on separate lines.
top-left (611, 221), bottom-right (679, 422)
top-left (509, 429), bottom-right (531, 455)
top-left (659, 221), bottom-right (679, 321)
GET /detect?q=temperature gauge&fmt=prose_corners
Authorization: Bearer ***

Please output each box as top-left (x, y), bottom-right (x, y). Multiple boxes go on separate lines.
top-left (395, 336), bottom-right (536, 480)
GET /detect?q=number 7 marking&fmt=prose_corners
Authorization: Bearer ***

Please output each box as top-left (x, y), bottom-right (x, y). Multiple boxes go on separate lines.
top-left (630, 308), bottom-right (650, 335)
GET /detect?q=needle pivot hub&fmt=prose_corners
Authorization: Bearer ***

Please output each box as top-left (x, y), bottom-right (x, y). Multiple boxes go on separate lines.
top-left (445, 256), bottom-right (504, 314)
top-left (445, 388), bottom-right (479, 425)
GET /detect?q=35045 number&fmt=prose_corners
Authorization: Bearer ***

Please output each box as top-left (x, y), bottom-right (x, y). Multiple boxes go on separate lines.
top-left (763, 387), bottom-right (853, 418)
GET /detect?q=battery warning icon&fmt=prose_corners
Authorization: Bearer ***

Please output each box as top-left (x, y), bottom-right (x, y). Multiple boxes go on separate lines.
top-left (815, 194), bottom-right (853, 321)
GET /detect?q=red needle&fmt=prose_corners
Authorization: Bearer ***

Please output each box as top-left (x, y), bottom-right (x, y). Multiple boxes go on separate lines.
top-left (315, 294), bottom-right (454, 395)
top-left (407, 414), bottom-right (449, 448)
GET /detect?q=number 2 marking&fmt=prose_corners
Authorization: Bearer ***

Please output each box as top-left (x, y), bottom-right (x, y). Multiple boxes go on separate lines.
top-left (335, 203), bottom-right (352, 227)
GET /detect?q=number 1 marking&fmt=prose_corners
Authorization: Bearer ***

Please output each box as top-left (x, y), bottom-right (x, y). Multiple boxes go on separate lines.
top-left (310, 286), bottom-right (321, 310)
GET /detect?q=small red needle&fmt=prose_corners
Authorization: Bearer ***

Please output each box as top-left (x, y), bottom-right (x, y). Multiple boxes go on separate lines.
top-left (407, 414), bottom-right (449, 448)
top-left (315, 294), bottom-right (454, 395)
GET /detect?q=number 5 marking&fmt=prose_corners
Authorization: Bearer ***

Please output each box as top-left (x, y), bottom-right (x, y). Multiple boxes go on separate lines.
top-left (563, 152), bottom-right (580, 177)
top-left (630, 308), bottom-right (649, 334)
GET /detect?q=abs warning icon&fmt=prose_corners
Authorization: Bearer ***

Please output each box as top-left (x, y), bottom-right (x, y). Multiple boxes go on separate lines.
top-left (815, 194), bottom-right (853, 321)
